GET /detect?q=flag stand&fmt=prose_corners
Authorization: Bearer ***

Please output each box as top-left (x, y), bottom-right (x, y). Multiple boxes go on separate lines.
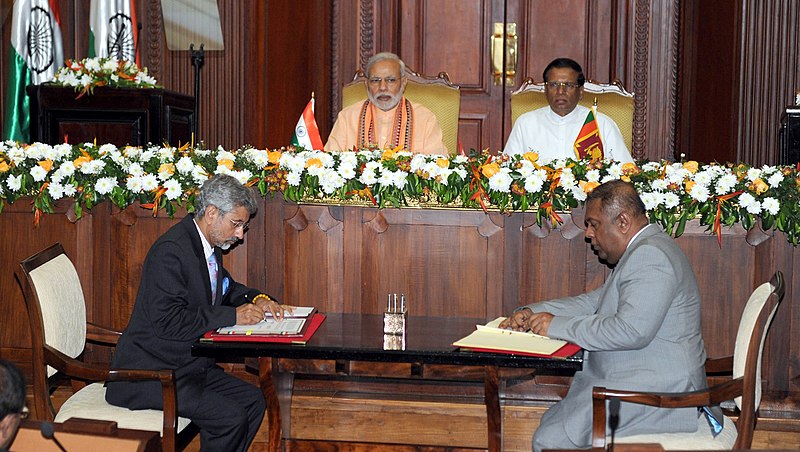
top-left (190, 43), bottom-right (205, 143)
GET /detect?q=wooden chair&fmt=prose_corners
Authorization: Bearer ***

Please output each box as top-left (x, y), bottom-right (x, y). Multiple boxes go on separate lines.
top-left (510, 78), bottom-right (635, 151)
top-left (590, 271), bottom-right (785, 451)
top-left (341, 68), bottom-right (461, 153)
top-left (16, 243), bottom-right (196, 452)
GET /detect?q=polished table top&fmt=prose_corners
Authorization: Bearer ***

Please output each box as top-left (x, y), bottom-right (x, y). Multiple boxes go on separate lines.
top-left (193, 313), bottom-right (582, 370)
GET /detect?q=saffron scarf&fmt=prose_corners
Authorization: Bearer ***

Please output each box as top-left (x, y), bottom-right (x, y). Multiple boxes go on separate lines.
top-left (357, 98), bottom-right (414, 151)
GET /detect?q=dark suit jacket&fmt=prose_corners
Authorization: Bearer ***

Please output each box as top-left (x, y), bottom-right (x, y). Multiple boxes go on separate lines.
top-left (106, 215), bottom-right (260, 414)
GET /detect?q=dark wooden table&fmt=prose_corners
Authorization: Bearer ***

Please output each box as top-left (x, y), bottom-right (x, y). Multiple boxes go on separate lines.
top-left (193, 313), bottom-right (583, 452)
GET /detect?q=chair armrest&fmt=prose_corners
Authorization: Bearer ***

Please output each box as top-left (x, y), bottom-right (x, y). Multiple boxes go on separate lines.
top-left (591, 380), bottom-right (744, 451)
top-left (704, 356), bottom-right (734, 375)
top-left (86, 322), bottom-right (123, 346)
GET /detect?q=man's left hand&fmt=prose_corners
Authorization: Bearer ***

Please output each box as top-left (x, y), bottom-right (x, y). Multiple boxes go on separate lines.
top-left (526, 312), bottom-right (554, 336)
top-left (254, 297), bottom-right (294, 320)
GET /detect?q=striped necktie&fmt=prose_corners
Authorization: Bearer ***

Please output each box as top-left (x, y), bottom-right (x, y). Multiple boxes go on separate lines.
top-left (208, 252), bottom-right (218, 304)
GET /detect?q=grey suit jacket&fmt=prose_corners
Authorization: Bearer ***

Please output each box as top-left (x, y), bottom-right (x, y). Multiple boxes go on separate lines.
top-left (526, 225), bottom-right (707, 446)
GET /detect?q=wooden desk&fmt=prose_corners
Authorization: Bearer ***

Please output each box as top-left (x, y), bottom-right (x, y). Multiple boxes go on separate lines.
top-left (193, 313), bottom-right (582, 452)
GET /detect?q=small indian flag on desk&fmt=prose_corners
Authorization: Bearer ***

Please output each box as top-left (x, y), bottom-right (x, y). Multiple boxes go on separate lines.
top-left (291, 95), bottom-right (324, 151)
top-left (573, 104), bottom-right (604, 160)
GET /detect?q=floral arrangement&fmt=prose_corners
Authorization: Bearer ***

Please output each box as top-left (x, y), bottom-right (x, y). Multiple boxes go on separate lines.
top-left (50, 57), bottom-right (159, 97)
top-left (1, 140), bottom-right (800, 246)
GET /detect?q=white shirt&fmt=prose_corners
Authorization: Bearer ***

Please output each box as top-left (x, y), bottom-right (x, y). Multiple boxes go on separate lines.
top-left (503, 105), bottom-right (633, 164)
top-left (193, 218), bottom-right (214, 262)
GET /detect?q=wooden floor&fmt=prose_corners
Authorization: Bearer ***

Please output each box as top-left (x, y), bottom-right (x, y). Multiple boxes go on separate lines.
top-left (41, 382), bottom-right (800, 451)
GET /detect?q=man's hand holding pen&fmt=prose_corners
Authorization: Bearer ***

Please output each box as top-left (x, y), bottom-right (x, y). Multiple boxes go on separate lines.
top-left (499, 307), bottom-right (554, 336)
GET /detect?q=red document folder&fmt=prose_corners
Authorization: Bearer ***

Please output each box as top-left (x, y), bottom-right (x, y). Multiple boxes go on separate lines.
top-left (458, 342), bottom-right (582, 359)
top-left (201, 313), bottom-right (326, 344)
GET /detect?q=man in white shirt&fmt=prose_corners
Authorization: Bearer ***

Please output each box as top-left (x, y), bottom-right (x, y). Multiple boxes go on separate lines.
top-left (503, 58), bottom-right (633, 163)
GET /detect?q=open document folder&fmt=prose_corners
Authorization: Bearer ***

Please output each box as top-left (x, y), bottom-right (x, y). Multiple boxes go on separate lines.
top-left (453, 317), bottom-right (578, 358)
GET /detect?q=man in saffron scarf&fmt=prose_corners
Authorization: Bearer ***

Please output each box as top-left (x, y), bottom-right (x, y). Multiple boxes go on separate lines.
top-left (325, 52), bottom-right (447, 155)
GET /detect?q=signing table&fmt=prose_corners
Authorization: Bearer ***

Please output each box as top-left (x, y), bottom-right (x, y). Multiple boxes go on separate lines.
top-left (193, 313), bottom-right (583, 451)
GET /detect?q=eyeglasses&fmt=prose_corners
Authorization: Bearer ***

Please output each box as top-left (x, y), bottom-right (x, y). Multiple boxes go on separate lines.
top-left (367, 77), bottom-right (401, 87)
top-left (19, 406), bottom-right (29, 419)
top-left (229, 219), bottom-right (249, 232)
top-left (545, 81), bottom-right (581, 91)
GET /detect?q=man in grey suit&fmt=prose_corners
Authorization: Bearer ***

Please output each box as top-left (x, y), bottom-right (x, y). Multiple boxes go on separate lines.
top-left (501, 180), bottom-right (708, 451)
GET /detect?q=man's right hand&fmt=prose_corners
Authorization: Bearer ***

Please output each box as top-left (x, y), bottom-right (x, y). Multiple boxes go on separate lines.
top-left (498, 308), bottom-right (533, 331)
top-left (235, 303), bottom-right (266, 325)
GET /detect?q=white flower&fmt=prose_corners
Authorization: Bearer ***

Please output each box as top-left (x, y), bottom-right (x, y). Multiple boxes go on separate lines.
top-left (714, 173), bottom-right (738, 195)
top-left (689, 184), bottom-right (710, 203)
top-left (80, 74), bottom-right (93, 87)
top-left (102, 59), bottom-right (118, 72)
top-left (767, 172), bottom-right (784, 188)
top-left (157, 147), bottom-right (175, 162)
top-left (244, 148), bottom-right (269, 168)
top-left (693, 170), bottom-right (712, 187)
top-left (488, 168), bottom-right (512, 193)
top-left (126, 176), bottom-right (143, 193)
top-left (641, 162), bottom-right (661, 172)
top-left (524, 174), bottom-right (544, 193)
top-left (320, 169), bottom-right (345, 194)
top-left (30, 165), bottom-right (48, 182)
top-left (377, 169), bottom-right (394, 186)
top-left (606, 163), bottom-right (623, 179)
top-left (127, 162), bottom-right (144, 176)
top-left (286, 171), bottom-right (302, 186)
top-left (559, 168), bottom-right (576, 189)
top-left (338, 164), bottom-right (356, 180)
top-left (453, 155), bottom-right (468, 164)
top-left (62, 184), bottom-right (77, 197)
top-left (410, 154), bottom-right (428, 172)
top-left (215, 149), bottom-right (236, 162)
top-left (53, 143), bottom-right (73, 160)
top-left (640, 192), bottom-right (661, 211)
top-left (738, 192), bottom-right (761, 215)
top-left (192, 166), bottom-right (208, 184)
top-left (141, 174), bottom-right (159, 191)
top-left (663, 192), bottom-right (680, 209)
top-left (94, 177), bottom-right (118, 195)
top-left (650, 179), bottom-right (668, 192)
top-left (359, 168), bottom-right (378, 185)
top-left (231, 170), bottom-right (252, 185)
top-left (138, 149), bottom-right (155, 161)
top-left (80, 159), bottom-right (106, 175)
top-left (159, 179), bottom-right (181, 200)
top-left (585, 169), bottom-right (601, 183)
top-left (762, 197), bottom-right (780, 215)
top-left (48, 182), bottom-right (64, 200)
top-left (746, 168), bottom-right (762, 182)
top-left (571, 186), bottom-right (587, 202)
top-left (391, 170), bottom-right (409, 189)
top-left (176, 156), bottom-right (194, 174)
top-left (453, 167), bottom-right (467, 180)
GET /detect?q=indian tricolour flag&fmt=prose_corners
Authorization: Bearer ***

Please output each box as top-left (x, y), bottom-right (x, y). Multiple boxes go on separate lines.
top-left (291, 96), bottom-right (324, 151)
top-left (3, 0), bottom-right (64, 142)
top-left (89, 0), bottom-right (140, 63)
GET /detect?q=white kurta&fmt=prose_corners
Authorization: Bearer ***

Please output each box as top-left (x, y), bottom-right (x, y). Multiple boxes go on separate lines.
top-left (503, 105), bottom-right (633, 163)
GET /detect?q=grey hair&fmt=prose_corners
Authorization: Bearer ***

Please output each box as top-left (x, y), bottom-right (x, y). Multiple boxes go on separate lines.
top-left (366, 52), bottom-right (406, 77)
top-left (195, 174), bottom-right (258, 218)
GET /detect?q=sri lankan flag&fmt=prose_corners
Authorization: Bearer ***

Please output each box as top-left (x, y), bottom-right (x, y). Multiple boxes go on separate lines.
top-left (573, 106), bottom-right (604, 160)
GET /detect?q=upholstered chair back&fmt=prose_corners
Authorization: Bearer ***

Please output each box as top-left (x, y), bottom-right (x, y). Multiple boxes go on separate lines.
top-left (341, 69), bottom-right (461, 153)
top-left (28, 253), bottom-right (87, 378)
top-left (510, 79), bottom-right (635, 151)
top-left (732, 274), bottom-right (783, 411)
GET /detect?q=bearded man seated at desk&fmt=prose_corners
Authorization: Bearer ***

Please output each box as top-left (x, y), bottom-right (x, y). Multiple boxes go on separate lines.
top-left (325, 52), bottom-right (447, 155)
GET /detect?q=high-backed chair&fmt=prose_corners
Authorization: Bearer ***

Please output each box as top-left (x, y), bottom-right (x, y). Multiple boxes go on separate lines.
top-left (341, 69), bottom-right (461, 153)
top-left (590, 271), bottom-right (785, 451)
top-left (510, 78), bottom-right (635, 151)
top-left (16, 243), bottom-right (195, 451)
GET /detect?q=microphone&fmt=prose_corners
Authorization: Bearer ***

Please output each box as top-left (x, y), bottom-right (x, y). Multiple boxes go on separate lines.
top-left (40, 422), bottom-right (67, 452)
top-left (607, 397), bottom-right (620, 451)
